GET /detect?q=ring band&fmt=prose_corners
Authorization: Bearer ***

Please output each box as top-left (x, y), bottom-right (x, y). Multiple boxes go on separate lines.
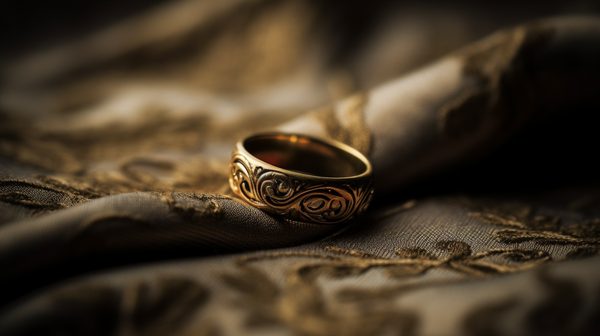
top-left (229, 132), bottom-right (374, 224)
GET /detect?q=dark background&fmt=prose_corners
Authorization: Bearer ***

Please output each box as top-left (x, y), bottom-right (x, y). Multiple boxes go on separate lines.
top-left (2, 0), bottom-right (600, 65)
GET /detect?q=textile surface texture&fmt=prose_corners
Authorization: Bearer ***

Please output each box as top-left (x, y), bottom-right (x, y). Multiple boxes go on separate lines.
top-left (1, 1), bottom-right (600, 335)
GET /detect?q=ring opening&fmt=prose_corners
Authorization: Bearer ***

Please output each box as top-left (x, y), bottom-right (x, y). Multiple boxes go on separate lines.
top-left (244, 134), bottom-right (367, 177)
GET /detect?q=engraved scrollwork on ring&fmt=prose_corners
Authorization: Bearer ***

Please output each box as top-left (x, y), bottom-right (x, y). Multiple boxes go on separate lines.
top-left (229, 154), bottom-right (373, 224)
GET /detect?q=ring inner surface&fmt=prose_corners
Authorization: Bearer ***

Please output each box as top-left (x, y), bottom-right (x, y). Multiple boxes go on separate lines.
top-left (244, 134), bottom-right (367, 177)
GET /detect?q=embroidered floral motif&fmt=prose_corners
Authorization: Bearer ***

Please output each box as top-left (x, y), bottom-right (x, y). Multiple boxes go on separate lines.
top-left (456, 197), bottom-right (600, 256)
top-left (219, 238), bottom-right (551, 335)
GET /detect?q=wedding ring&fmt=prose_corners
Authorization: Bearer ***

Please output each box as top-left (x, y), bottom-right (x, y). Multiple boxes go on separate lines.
top-left (229, 132), bottom-right (374, 224)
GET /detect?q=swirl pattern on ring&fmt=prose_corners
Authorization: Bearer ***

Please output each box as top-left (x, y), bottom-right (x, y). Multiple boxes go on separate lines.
top-left (229, 154), bottom-right (373, 224)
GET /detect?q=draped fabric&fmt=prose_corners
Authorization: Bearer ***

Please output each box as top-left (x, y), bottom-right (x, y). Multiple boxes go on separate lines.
top-left (1, 1), bottom-right (600, 335)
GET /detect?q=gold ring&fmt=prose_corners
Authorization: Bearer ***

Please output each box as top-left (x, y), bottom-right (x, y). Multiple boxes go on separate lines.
top-left (229, 132), bottom-right (374, 224)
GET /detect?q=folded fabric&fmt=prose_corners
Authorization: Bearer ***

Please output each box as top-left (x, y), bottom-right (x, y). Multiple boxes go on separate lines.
top-left (1, 1), bottom-right (600, 334)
